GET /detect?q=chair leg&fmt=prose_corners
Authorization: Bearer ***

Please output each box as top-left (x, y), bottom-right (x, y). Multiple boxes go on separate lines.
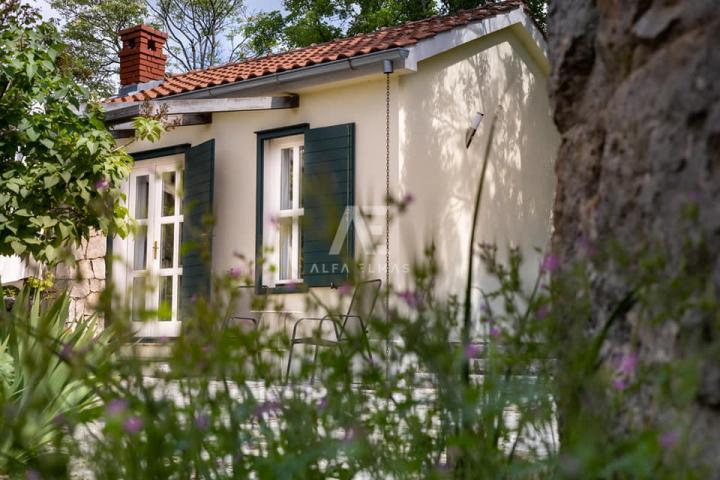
top-left (310, 344), bottom-right (320, 384)
top-left (285, 341), bottom-right (295, 384)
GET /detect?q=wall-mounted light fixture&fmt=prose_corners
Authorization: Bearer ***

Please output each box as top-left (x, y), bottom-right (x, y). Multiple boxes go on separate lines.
top-left (465, 112), bottom-right (484, 149)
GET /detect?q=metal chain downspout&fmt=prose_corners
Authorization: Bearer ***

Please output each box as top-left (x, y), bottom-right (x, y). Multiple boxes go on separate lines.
top-left (383, 60), bottom-right (393, 377)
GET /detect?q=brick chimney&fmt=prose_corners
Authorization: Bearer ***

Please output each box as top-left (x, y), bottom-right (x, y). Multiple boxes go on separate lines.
top-left (118, 24), bottom-right (168, 88)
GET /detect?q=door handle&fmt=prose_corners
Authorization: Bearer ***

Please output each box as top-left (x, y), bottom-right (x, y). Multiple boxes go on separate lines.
top-left (153, 240), bottom-right (158, 260)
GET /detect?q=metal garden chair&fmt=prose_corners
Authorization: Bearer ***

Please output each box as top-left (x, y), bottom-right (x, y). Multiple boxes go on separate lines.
top-left (223, 285), bottom-right (263, 332)
top-left (285, 279), bottom-right (382, 382)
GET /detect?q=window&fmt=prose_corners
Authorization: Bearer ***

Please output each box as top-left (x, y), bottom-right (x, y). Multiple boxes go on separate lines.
top-left (262, 135), bottom-right (304, 286)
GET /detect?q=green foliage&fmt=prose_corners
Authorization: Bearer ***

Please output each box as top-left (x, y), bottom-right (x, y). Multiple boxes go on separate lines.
top-left (50, 0), bottom-right (147, 98)
top-left (0, 6), bottom-right (166, 266)
top-left (0, 288), bottom-right (115, 476)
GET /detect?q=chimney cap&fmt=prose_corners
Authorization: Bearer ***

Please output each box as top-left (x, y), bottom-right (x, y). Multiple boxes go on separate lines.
top-left (118, 24), bottom-right (168, 40)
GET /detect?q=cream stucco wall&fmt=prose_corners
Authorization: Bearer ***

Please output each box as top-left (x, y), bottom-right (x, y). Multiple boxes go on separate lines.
top-left (397, 27), bottom-right (559, 310)
top-left (120, 24), bottom-right (559, 333)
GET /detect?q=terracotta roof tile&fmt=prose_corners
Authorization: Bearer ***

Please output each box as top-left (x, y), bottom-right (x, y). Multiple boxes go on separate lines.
top-left (109, 0), bottom-right (524, 103)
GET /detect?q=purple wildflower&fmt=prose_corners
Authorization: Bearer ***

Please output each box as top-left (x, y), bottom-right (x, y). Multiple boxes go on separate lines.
top-left (227, 266), bottom-right (243, 279)
top-left (58, 343), bottom-right (73, 361)
top-left (618, 352), bottom-right (639, 376)
top-left (489, 326), bottom-right (501, 338)
top-left (464, 343), bottom-right (481, 359)
top-left (398, 290), bottom-right (421, 309)
top-left (52, 414), bottom-right (66, 426)
top-left (317, 396), bottom-right (328, 412)
top-left (611, 378), bottom-right (626, 391)
top-left (578, 235), bottom-right (597, 258)
top-left (254, 400), bottom-right (282, 417)
top-left (541, 254), bottom-right (560, 273)
top-left (269, 214), bottom-right (280, 228)
top-left (123, 416), bottom-right (144, 434)
top-left (343, 424), bottom-right (364, 443)
top-left (337, 282), bottom-right (353, 296)
top-left (195, 414), bottom-right (210, 430)
top-left (402, 193), bottom-right (415, 205)
top-left (687, 191), bottom-right (700, 204)
top-left (535, 304), bottom-right (550, 320)
top-left (25, 470), bottom-right (41, 480)
top-left (660, 431), bottom-right (679, 450)
top-left (106, 399), bottom-right (128, 416)
top-left (95, 177), bottom-right (109, 190)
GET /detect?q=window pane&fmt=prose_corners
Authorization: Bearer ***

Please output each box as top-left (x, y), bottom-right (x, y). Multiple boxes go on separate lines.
top-left (279, 220), bottom-right (292, 281)
top-left (132, 276), bottom-right (146, 322)
top-left (159, 275), bottom-right (173, 321)
top-left (133, 225), bottom-right (147, 270)
top-left (134, 175), bottom-right (149, 219)
top-left (160, 223), bottom-right (174, 268)
top-left (299, 146), bottom-right (304, 208)
top-left (280, 148), bottom-right (293, 210)
top-left (161, 171), bottom-right (176, 216)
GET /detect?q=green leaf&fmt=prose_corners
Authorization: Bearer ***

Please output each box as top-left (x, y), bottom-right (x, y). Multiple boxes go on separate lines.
top-left (44, 175), bottom-right (60, 189)
top-left (11, 241), bottom-right (26, 255)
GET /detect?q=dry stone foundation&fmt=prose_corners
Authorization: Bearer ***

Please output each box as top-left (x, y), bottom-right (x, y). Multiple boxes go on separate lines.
top-left (55, 230), bottom-right (107, 328)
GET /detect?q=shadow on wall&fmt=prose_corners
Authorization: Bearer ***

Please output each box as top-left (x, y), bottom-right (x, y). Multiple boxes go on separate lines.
top-left (400, 29), bottom-right (557, 302)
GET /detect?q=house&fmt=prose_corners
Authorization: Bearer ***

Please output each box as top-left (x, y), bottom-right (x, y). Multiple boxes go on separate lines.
top-left (99, 0), bottom-right (558, 338)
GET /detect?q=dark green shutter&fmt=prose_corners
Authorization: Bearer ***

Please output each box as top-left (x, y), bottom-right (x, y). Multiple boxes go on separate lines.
top-left (181, 139), bottom-right (214, 308)
top-left (302, 123), bottom-right (355, 287)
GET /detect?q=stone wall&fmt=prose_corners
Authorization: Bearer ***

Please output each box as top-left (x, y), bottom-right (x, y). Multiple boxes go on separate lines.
top-left (548, 0), bottom-right (720, 470)
top-left (55, 230), bottom-right (107, 327)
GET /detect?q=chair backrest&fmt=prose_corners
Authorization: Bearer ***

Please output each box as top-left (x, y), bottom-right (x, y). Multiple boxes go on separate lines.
top-left (224, 285), bottom-right (263, 331)
top-left (340, 279), bottom-right (382, 338)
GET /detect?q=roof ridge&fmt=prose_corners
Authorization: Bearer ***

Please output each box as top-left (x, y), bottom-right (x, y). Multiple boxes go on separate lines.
top-left (108, 0), bottom-right (525, 103)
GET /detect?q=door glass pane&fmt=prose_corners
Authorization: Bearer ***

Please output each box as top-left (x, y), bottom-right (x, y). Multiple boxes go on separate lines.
top-left (132, 276), bottom-right (146, 322)
top-left (159, 275), bottom-right (173, 321)
top-left (178, 222), bottom-right (183, 267)
top-left (161, 171), bottom-right (176, 217)
top-left (134, 175), bottom-right (149, 219)
top-left (133, 225), bottom-right (147, 270)
top-left (177, 275), bottom-right (183, 320)
top-left (160, 223), bottom-right (174, 268)
top-left (279, 219), bottom-right (292, 281)
top-left (280, 148), bottom-right (293, 210)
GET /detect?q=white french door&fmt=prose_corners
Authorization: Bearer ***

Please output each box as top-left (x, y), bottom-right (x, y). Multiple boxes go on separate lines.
top-left (127, 157), bottom-right (184, 337)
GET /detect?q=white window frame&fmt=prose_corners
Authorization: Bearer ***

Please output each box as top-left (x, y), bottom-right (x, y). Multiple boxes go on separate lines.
top-left (262, 134), bottom-right (304, 286)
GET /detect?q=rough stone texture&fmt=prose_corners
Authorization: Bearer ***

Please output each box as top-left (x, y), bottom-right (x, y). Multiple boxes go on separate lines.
top-left (54, 229), bottom-right (107, 328)
top-left (548, 0), bottom-right (720, 471)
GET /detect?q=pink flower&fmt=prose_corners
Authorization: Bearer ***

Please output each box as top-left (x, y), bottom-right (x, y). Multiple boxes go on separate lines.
top-left (106, 399), bottom-right (128, 416)
top-left (337, 282), bottom-right (353, 296)
top-left (660, 431), bottom-right (679, 450)
top-left (535, 304), bottom-right (550, 320)
top-left (489, 326), bottom-right (501, 338)
top-left (402, 193), bottom-right (414, 205)
top-left (464, 343), bottom-right (481, 359)
top-left (227, 266), bottom-right (243, 279)
top-left (612, 378), bottom-right (626, 391)
top-left (618, 352), bottom-right (638, 376)
top-left (541, 254), bottom-right (560, 273)
top-left (317, 396), bottom-right (328, 412)
top-left (398, 290), bottom-right (421, 309)
top-left (95, 177), bottom-right (109, 190)
top-left (123, 416), bottom-right (144, 434)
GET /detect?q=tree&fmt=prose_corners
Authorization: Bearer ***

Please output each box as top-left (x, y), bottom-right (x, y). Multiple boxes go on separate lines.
top-left (148, 0), bottom-right (249, 71)
top-left (548, 0), bottom-right (720, 470)
top-left (0, 4), bottom-right (162, 266)
top-left (50, 0), bottom-right (147, 98)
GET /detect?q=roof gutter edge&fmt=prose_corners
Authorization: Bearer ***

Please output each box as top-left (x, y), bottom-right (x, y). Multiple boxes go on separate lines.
top-left (167, 48), bottom-right (411, 100)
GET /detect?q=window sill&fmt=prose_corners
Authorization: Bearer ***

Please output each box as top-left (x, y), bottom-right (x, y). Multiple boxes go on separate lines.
top-left (257, 283), bottom-right (310, 295)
